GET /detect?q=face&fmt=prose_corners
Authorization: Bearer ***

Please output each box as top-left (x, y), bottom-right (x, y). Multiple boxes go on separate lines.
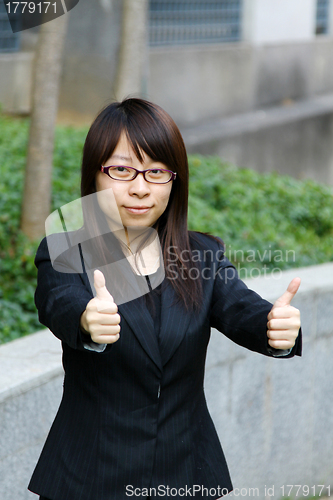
top-left (95, 132), bottom-right (173, 229)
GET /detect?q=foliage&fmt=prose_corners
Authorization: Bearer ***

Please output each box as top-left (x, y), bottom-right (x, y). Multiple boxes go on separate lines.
top-left (0, 115), bottom-right (333, 343)
top-left (0, 114), bottom-right (87, 343)
top-left (188, 156), bottom-right (333, 278)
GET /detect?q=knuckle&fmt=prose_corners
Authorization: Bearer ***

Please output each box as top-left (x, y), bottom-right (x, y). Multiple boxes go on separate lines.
top-left (86, 301), bottom-right (94, 312)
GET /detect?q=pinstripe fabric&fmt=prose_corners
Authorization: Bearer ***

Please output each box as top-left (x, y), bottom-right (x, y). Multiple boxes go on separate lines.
top-left (28, 233), bottom-right (302, 500)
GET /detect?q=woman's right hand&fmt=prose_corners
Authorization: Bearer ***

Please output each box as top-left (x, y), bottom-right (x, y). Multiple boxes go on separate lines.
top-left (80, 270), bottom-right (121, 344)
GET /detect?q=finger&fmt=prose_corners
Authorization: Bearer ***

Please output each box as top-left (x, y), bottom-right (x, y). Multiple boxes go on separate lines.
top-left (93, 325), bottom-right (121, 335)
top-left (268, 338), bottom-right (295, 350)
top-left (267, 329), bottom-right (297, 340)
top-left (92, 333), bottom-right (120, 345)
top-left (272, 277), bottom-right (301, 308)
top-left (267, 305), bottom-right (299, 320)
top-left (94, 269), bottom-right (115, 302)
top-left (90, 324), bottom-right (121, 338)
top-left (96, 313), bottom-right (121, 325)
top-left (267, 318), bottom-right (300, 331)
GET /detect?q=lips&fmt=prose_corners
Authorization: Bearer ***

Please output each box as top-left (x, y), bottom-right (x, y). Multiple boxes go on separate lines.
top-left (124, 206), bottom-right (152, 214)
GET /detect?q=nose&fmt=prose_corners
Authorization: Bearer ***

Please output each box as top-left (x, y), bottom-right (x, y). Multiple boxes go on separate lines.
top-left (128, 171), bottom-right (151, 197)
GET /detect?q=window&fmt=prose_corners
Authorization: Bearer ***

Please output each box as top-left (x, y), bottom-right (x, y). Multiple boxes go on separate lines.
top-left (316, 0), bottom-right (330, 35)
top-left (0, 2), bottom-right (20, 52)
top-left (149, 0), bottom-right (243, 47)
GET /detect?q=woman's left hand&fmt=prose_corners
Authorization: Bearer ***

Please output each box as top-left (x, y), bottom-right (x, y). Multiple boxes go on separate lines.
top-left (267, 277), bottom-right (301, 350)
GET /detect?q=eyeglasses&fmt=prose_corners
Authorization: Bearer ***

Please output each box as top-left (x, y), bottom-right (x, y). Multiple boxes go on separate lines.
top-left (100, 165), bottom-right (177, 184)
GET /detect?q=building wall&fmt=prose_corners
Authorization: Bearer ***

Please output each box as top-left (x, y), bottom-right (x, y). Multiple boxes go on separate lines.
top-left (1, 0), bottom-right (333, 123)
top-left (0, 52), bottom-right (33, 114)
top-left (149, 37), bottom-right (333, 127)
top-left (58, 0), bottom-right (122, 119)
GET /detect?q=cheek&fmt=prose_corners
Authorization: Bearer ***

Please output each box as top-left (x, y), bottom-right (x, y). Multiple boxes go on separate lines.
top-left (95, 172), bottom-right (109, 192)
top-left (159, 185), bottom-right (172, 205)
top-left (95, 174), bottom-right (123, 201)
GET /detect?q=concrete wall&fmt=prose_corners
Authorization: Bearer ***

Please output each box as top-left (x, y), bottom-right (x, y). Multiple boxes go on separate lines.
top-left (149, 37), bottom-right (333, 127)
top-left (182, 94), bottom-right (333, 187)
top-left (0, 331), bottom-right (63, 500)
top-left (57, 0), bottom-right (123, 120)
top-left (0, 52), bottom-right (33, 114)
top-left (3, 37), bottom-right (333, 126)
top-left (2, 3), bottom-right (333, 125)
top-left (0, 262), bottom-right (332, 500)
top-left (0, 0), bottom-right (123, 119)
top-left (206, 262), bottom-right (333, 498)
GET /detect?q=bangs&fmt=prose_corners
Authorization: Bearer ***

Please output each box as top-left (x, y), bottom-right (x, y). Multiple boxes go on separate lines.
top-left (106, 99), bottom-right (182, 172)
top-left (124, 109), bottom-right (178, 170)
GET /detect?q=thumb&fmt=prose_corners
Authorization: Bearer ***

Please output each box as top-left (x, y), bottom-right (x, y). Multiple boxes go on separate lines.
top-left (93, 270), bottom-right (114, 302)
top-left (273, 277), bottom-right (301, 308)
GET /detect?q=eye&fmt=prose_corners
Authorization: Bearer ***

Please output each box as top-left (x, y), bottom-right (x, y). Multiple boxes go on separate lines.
top-left (149, 169), bottom-right (164, 175)
top-left (107, 166), bottom-right (134, 180)
top-left (115, 166), bottom-right (130, 172)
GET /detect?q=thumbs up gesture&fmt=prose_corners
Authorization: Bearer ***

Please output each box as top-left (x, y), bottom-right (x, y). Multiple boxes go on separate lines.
top-left (267, 277), bottom-right (301, 350)
top-left (80, 270), bottom-right (121, 344)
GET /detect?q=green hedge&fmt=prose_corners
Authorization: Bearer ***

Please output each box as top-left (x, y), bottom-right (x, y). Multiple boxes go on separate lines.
top-left (0, 114), bottom-right (332, 344)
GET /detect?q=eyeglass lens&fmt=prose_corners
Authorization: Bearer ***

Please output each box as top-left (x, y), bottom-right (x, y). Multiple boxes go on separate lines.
top-left (107, 166), bottom-right (172, 183)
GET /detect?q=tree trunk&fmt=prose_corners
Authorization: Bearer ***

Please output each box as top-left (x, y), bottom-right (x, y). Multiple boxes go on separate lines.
top-left (21, 14), bottom-right (69, 241)
top-left (115, 0), bottom-right (149, 101)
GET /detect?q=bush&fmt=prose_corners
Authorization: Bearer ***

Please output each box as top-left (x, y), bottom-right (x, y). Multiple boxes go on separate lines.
top-left (0, 115), bottom-right (87, 343)
top-left (188, 156), bottom-right (333, 276)
top-left (0, 115), bottom-right (332, 344)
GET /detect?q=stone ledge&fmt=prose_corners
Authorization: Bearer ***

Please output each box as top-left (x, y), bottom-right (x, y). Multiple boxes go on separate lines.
top-left (243, 261), bottom-right (333, 302)
top-left (181, 93), bottom-right (333, 144)
top-left (0, 329), bottom-right (62, 404)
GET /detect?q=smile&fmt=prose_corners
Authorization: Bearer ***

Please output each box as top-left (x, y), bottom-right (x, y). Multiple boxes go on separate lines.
top-left (124, 206), bottom-right (152, 214)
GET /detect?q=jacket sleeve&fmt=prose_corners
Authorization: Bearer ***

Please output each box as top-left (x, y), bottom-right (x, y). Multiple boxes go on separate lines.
top-left (209, 247), bottom-right (302, 358)
top-left (34, 237), bottom-right (95, 351)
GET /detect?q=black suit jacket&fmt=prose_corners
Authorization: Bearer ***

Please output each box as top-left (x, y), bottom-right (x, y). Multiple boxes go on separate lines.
top-left (28, 231), bottom-right (301, 500)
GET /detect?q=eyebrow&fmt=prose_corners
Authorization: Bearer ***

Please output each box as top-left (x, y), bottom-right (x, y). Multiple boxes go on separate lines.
top-left (109, 154), bottom-right (133, 162)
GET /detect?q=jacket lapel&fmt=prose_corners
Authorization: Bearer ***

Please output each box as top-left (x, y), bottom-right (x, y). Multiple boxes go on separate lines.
top-left (159, 279), bottom-right (191, 366)
top-left (118, 297), bottom-right (163, 373)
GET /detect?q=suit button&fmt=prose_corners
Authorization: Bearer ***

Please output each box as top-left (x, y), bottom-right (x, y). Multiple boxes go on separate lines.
top-left (157, 384), bottom-right (160, 399)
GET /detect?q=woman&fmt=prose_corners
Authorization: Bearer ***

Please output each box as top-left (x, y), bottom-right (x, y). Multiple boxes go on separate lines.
top-left (28, 98), bottom-right (302, 500)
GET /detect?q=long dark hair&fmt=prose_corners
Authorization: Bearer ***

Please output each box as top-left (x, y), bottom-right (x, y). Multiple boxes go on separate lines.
top-left (81, 98), bottom-right (208, 310)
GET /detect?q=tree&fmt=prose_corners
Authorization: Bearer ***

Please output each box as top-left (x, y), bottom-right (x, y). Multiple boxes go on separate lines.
top-left (21, 14), bottom-right (69, 240)
top-left (114, 0), bottom-right (149, 100)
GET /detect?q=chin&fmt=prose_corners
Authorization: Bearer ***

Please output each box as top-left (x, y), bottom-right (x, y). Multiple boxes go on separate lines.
top-left (123, 219), bottom-right (151, 228)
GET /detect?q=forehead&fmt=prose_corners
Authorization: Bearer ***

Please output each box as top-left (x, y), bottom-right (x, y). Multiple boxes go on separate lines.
top-left (110, 132), bottom-right (134, 160)
top-left (106, 132), bottom-right (143, 164)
